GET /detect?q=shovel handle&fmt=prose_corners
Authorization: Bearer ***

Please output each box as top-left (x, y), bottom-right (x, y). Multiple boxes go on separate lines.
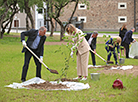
top-left (90, 49), bottom-right (107, 62)
top-left (25, 46), bottom-right (50, 70)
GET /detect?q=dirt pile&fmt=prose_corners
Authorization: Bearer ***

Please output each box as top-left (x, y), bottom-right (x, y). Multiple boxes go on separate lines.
top-left (24, 81), bottom-right (69, 90)
top-left (24, 78), bottom-right (78, 90)
top-left (89, 65), bottom-right (138, 77)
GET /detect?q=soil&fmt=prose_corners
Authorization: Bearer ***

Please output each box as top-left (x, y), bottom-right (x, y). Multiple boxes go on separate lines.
top-left (55, 78), bottom-right (79, 82)
top-left (24, 81), bottom-right (69, 90)
top-left (24, 78), bottom-right (78, 90)
top-left (89, 65), bottom-right (138, 77)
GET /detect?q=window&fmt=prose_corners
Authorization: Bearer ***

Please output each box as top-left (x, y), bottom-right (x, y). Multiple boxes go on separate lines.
top-left (14, 20), bottom-right (19, 27)
top-left (118, 16), bottom-right (127, 23)
top-left (37, 8), bottom-right (43, 14)
top-left (78, 4), bottom-right (86, 10)
top-left (118, 3), bottom-right (127, 9)
top-left (78, 17), bottom-right (86, 23)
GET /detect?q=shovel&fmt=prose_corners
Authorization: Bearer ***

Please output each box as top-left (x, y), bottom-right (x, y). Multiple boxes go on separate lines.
top-left (90, 49), bottom-right (114, 64)
top-left (25, 46), bottom-right (59, 74)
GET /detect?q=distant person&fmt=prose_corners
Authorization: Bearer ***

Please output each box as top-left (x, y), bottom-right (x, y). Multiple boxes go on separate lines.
top-left (119, 24), bottom-right (127, 56)
top-left (105, 37), bottom-right (121, 65)
top-left (122, 27), bottom-right (136, 58)
top-left (66, 24), bottom-right (91, 81)
top-left (85, 31), bottom-right (98, 66)
top-left (21, 27), bottom-right (47, 82)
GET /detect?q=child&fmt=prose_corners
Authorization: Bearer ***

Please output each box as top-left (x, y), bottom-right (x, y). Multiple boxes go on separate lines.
top-left (105, 37), bottom-right (121, 65)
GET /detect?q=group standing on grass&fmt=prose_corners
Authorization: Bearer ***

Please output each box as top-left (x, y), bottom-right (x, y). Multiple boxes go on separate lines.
top-left (20, 24), bottom-right (137, 82)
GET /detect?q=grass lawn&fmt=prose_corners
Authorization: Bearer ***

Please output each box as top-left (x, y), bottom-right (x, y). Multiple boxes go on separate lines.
top-left (0, 35), bottom-right (138, 102)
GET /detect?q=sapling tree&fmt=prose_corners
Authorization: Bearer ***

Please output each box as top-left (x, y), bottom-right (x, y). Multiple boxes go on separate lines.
top-left (55, 32), bottom-right (86, 80)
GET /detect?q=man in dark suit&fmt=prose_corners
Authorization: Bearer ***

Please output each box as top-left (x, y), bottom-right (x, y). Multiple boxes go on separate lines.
top-left (85, 31), bottom-right (98, 66)
top-left (21, 26), bottom-right (47, 82)
top-left (123, 27), bottom-right (136, 58)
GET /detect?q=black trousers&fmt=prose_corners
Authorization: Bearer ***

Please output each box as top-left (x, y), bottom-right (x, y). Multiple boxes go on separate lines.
top-left (21, 49), bottom-right (41, 81)
top-left (90, 50), bottom-right (96, 66)
top-left (123, 43), bottom-right (129, 58)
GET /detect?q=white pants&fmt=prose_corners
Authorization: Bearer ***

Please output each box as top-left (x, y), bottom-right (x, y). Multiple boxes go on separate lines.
top-left (77, 51), bottom-right (89, 76)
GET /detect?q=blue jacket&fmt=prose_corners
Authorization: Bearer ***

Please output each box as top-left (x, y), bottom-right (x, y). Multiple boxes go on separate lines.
top-left (105, 38), bottom-right (120, 53)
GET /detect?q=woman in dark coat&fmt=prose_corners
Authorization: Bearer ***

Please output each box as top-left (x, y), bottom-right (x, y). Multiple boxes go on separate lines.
top-left (119, 24), bottom-right (127, 56)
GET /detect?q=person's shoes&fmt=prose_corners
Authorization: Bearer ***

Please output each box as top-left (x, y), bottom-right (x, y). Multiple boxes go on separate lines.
top-left (93, 65), bottom-right (96, 67)
top-left (126, 57), bottom-right (130, 59)
top-left (73, 77), bottom-right (82, 80)
top-left (81, 77), bottom-right (87, 81)
top-left (21, 79), bottom-right (26, 82)
top-left (116, 63), bottom-right (119, 66)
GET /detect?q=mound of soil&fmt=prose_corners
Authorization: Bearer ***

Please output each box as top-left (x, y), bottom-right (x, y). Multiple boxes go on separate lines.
top-left (89, 65), bottom-right (138, 77)
top-left (55, 78), bottom-right (79, 82)
top-left (24, 81), bottom-right (69, 90)
top-left (24, 78), bottom-right (78, 90)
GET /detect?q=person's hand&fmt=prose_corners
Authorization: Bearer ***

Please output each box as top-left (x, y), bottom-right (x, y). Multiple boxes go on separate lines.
top-left (22, 40), bottom-right (26, 47)
top-left (133, 39), bottom-right (136, 43)
top-left (70, 51), bottom-right (73, 58)
top-left (71, 45), bottom-right (76, 51)
top-left (94, 49), bottom-right (96, 54)
top-left (109, 45), bottom-right (113, 48)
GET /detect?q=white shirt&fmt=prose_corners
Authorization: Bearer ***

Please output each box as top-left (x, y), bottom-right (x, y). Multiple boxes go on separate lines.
top-left (88, 35), bottom-right (93, 45)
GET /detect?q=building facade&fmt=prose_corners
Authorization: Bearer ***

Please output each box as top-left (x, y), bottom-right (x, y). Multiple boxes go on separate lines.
top-left (9, 0), bottom-right (138, 32)
top-left (58, 0), bottom-right (138, 31)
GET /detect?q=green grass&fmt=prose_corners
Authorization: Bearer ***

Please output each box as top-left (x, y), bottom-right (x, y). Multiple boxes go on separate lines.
top-left (0, 36), bottom-right (138, 102)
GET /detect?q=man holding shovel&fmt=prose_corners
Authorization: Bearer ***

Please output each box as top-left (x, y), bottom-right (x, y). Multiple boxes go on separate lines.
top-left (85, 31), bottom-right (98, 66)
top-left (21, 27), bottom-right (47, 82)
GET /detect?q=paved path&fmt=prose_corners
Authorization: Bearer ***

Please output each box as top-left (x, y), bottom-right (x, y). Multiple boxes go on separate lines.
top-left (8, 29), bottom-right (138, 38)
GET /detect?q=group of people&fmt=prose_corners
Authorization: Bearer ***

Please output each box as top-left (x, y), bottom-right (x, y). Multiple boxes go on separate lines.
top-left (20, 24), bottom-right (136, 82)
top-left (119, 24), bottom-right (136, 58)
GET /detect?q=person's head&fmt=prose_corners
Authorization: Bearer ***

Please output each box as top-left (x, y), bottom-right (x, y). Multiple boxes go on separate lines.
top-left (121, 23), bottom-right (127, 30)
top-left (66, 24), bottom-right (76, 35)
top-left (116, 37), bottom-right (121, 45)
top-left (131, 27), bottom-right (135, 32)
top-left (92, 31), bottom-right (98, 38)
top-left (39, 26), bottom-right (47, 36)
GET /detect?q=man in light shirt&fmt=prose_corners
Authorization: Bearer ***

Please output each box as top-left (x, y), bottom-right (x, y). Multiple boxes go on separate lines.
top-left (21, 26), bottom-right (47, 82)
top-left (85, 31), bottom-right (98, 66)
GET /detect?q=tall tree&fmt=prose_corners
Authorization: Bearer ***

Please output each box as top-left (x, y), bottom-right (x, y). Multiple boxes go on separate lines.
top-left (0, 0), bottom-right (19, 39)
top-left (18, 0), bottom-right (44, 29)
top-left (45, 0), bottom-right (89, 41)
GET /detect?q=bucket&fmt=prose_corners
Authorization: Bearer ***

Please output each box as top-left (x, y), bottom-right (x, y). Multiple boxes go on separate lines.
top-left (119, 58), bottom-right (125, 64)
top-left (90, 73), bottom-right (100, 81)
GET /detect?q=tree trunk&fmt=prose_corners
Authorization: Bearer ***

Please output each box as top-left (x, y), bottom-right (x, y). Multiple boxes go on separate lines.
top-left (26, 15), bottom-right (30, 30)
top-left (1, 25), bottom-right (5, 39)
top-left (0, 1), bottom-right (9, 39)
top-left (50, 18), bottom-right (55, 36)
top-left (60, 25), bottom-right (65, 41)
top-left (7, 18), bottom-right (13, 34)
top-left (24, 0), bottom-right (35, 29)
